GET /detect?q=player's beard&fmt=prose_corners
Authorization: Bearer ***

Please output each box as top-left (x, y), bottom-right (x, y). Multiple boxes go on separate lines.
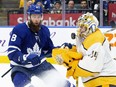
top-left (28, 20), bottom-right (42, 33)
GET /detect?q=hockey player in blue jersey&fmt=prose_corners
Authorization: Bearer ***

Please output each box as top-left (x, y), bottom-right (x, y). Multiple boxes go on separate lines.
top-left (8, 4), bottom-right (75, 87)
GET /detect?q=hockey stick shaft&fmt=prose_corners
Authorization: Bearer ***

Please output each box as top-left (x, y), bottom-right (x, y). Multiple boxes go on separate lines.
top-left (105, 28), bottom-right (116, 33)
top-left (1, 67), bottom-right (13, 78)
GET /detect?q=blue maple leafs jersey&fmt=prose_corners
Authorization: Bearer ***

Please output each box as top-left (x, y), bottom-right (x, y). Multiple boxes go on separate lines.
top-left (8, 22), bottom-right (54, 68)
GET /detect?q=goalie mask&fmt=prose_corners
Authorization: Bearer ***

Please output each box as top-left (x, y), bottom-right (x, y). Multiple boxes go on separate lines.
top-left (77, 12), bottom-right (99, 39)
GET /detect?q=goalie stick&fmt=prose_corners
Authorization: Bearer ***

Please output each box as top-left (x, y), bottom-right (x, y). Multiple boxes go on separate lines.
top-left (1, 53), bottom-right (52, 78)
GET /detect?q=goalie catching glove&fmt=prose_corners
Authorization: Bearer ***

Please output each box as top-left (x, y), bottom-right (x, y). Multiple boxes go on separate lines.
top-left (52, 44), bottom-right (83, 79)
top-left (52, 48), bottom-right (82, 66)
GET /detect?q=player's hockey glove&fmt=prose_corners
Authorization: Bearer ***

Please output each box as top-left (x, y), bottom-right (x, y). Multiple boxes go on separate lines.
top-left (61, 42), bottom-right (77, 52)
top-left (26, 53), bottom-right (41, 66)
top-left (55, 43), bottom-right (76, 52)
top-left (54, 42), bottom-right (72, 49)
top-left (61, 43), bottom-right (73, 49)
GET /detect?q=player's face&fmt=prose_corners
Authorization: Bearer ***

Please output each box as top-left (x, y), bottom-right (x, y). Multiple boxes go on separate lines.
top-left (30, 14), bottom-right (42, 26)
top-left (78, 25), bottom-right (89, 39)
top-left (80, 25), bottom-right (87, 34)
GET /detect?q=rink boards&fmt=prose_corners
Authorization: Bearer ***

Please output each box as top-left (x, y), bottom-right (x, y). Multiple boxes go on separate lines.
top-left (0, 27), bottom-right (116, 63)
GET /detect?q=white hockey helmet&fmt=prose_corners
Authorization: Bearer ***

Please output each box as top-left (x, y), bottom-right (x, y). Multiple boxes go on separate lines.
top-left (77, 12), bottom-right (99, 39)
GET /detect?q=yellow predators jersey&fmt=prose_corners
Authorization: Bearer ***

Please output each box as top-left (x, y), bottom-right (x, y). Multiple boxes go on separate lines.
top-left (75, 29), bottom-right (116, 87)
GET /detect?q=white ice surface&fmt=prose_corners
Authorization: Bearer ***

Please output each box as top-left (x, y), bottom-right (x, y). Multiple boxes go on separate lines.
top-left (0, 64), bottom-right (84, 87)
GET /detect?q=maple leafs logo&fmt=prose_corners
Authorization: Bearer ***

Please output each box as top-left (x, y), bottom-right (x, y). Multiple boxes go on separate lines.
top-left (27, 43), bottom-right (41, 56)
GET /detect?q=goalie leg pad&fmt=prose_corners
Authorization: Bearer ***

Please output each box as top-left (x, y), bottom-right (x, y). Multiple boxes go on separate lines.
top-left (66, 60), bottom-right (79, 80)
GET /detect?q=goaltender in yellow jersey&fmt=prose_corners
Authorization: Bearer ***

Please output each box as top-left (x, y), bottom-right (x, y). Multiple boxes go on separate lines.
top-left (52, 12), bottom-right (116, 87)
